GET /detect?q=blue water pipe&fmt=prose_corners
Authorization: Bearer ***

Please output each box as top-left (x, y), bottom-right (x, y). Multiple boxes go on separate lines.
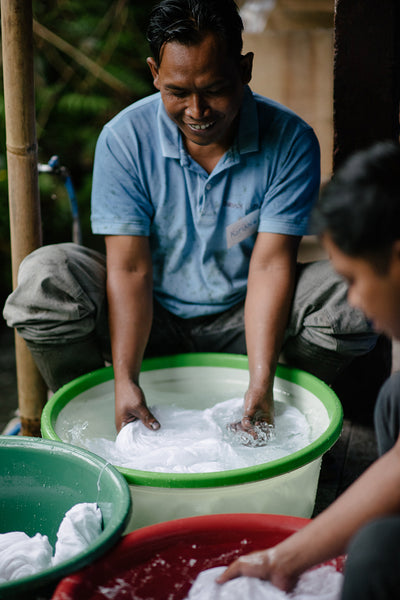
top-left (5, 421), bottom-right (21, 436)
top-left (38, 155), bottom-right (82, 245)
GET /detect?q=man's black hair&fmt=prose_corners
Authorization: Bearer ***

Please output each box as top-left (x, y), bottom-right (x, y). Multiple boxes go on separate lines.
top-left (146, 0), bottom-right (244, 66)
top-left (312, 140), bottom-right (400, 271)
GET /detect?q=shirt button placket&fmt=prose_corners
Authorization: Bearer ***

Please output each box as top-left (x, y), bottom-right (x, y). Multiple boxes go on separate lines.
top-left (201, 181), bottom-right (212, 217)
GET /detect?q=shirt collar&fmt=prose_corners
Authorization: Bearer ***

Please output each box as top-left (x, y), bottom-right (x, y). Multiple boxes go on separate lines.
top-left (157, 85), bottom-right (259, 159)
top-left (237, 85), bottom-right (260, 154)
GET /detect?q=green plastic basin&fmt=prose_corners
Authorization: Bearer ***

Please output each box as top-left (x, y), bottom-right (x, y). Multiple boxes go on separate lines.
top-left (41, 353), bottom-right (343, 530)
top-left (0, 436), bottom-right (131, 599)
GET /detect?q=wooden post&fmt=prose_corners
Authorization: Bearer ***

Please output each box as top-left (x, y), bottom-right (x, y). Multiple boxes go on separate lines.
top-left (1, 0), bottom-right (47, 436)
top-left (333, 0), bottom-right (400, 170)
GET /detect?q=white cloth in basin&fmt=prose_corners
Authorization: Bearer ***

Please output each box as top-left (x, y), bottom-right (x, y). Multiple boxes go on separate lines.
top-left (184, 565), bottom-right (343, 600)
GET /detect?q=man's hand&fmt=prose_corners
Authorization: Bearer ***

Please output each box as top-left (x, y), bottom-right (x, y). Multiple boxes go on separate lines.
top-left (216, 547), bottom-right (298, 592)
top-left (229, 386), bottom-right (274, 444)
top-left (115, 377), bottom-right (160, 433)
top-left (241, 385), bottom-right (274, 430)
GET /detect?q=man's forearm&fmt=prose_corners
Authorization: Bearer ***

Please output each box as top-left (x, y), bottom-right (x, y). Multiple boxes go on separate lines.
top-left (244, 261), bottom-right (296, 416)
top-left (107, 269), bottom-right (153, 383)
top-left (105, 235), bottom-right (160, 432)
top-left (242, 232), bottom-right (299, 426)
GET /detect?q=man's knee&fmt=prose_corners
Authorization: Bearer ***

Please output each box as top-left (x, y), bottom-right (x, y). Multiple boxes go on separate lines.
top-left (286, 260), bottom-right (378, 383)
top-left (3, 243), bottom-right (106, 344)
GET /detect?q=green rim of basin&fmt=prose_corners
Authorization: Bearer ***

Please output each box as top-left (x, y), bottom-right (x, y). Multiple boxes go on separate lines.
top-left (41, 353), bottom-right (343, 489)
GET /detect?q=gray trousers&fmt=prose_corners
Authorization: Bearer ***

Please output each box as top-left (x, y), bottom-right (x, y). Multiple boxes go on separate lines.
top-left (3, 242), bottom-right (378, 392)
top-left (342, 516), bottom-right (400, 600)
top-left (340, 374), bottom-right (400, 600)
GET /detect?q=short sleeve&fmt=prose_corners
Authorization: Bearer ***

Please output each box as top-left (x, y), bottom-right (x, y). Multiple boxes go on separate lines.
top-left (258, 127), bottom-right (321, 236)
top-left (90, 125), bottom-right (154, 236)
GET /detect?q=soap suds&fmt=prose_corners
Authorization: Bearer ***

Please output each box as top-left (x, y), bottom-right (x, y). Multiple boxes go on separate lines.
top-left (77, 398), bottom-right (312, 473)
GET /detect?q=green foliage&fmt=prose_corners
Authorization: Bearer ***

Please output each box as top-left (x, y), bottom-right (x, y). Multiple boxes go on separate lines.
top-left (0, 0), bottom-right (157, 305)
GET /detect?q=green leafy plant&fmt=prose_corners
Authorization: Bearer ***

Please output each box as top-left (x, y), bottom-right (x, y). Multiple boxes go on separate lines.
top-left (0, 0), bottom-right (157, 306)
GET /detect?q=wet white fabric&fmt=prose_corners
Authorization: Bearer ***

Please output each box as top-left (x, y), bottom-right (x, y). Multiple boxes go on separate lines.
top-left (293, 565), bottom-right (344, 600)
top-left (0, 503), bottom-right (102, 583)
top-left (184, 565), bottom-right (343, 600)
top-left (0, 532), bottom-right (53, 583)
top-left (52, 502), bottom-right (102, 566)
top-left (110, 398), bottom-right (311, 473)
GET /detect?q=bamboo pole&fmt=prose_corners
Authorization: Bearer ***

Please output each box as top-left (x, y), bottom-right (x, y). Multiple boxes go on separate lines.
top-left (1, 0), bottom-right (47, 436)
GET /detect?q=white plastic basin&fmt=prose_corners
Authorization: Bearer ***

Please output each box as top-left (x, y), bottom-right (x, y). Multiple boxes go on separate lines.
top-left (41, 353), bottom-right (343, 532)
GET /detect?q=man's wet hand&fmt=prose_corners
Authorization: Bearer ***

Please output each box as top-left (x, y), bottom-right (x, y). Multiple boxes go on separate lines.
top-left (228, 387), bottom-right (274, 445)
top-left (228, 418), bottom-right (274, 446)
top-left (115, 379), bottom-right (160, 433)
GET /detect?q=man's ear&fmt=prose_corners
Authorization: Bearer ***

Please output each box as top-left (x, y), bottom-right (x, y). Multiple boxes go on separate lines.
top-left (146, 57), bottom-right (160, 90)
top-left (240, 52), bottom-right (254, 85)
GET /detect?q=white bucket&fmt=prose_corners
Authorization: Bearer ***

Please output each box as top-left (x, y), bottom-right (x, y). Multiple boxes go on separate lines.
top-left (41, 353), bottom-right (343, 531)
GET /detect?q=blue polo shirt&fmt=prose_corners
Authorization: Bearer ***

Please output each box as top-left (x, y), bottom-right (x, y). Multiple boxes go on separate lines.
top-left (91, 86), bottom-right (320, 318)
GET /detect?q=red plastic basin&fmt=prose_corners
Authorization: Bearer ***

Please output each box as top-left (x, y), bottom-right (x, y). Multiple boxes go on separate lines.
top-left (52, 513), bottom-right (344, 600)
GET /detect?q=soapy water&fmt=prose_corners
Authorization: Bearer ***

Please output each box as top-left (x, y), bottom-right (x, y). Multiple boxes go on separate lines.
top-left (63, 397), bottom-right (313, 474)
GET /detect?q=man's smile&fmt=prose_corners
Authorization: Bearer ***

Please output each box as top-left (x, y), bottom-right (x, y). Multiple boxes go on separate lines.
top-left (186, 121), bottom-right (216, 131)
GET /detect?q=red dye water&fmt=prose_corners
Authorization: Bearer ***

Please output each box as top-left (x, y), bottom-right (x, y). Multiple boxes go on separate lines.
top-left (53, 514), bottom-right (344, 600)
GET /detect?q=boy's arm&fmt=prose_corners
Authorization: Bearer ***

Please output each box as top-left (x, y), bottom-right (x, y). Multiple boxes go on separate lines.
top-left (218, 434), bottom-right (400, 590)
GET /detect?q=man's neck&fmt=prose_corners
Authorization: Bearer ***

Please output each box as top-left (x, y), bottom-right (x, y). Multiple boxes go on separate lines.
top-left (185, 140), bottom-right (228, 174)
top-left (184, 120), bottom-right (237, 174)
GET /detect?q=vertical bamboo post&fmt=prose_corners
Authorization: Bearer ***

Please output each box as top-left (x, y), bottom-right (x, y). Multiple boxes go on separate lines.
top-left (1, 0), bottom-right (47, 436)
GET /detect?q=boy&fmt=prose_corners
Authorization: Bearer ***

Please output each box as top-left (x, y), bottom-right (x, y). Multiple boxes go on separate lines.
top-left (218, 140), bottom-right (400, 599)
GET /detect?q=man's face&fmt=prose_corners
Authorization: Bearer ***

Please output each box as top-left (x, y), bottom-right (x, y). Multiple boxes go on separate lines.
top-left (147, 33), bottom-right (253, 151)
top-left (323, 233), bottom-right (400, 339)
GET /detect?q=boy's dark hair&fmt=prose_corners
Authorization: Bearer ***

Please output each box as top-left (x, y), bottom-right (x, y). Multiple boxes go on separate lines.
top-left (312, 140), bottom-right (400, 272)
top-left (146, 0), bottom-right (244, 66)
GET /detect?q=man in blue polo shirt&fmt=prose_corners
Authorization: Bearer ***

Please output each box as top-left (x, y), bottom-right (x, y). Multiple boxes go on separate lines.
top-left (4, 0), bottom-right (378, 435)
